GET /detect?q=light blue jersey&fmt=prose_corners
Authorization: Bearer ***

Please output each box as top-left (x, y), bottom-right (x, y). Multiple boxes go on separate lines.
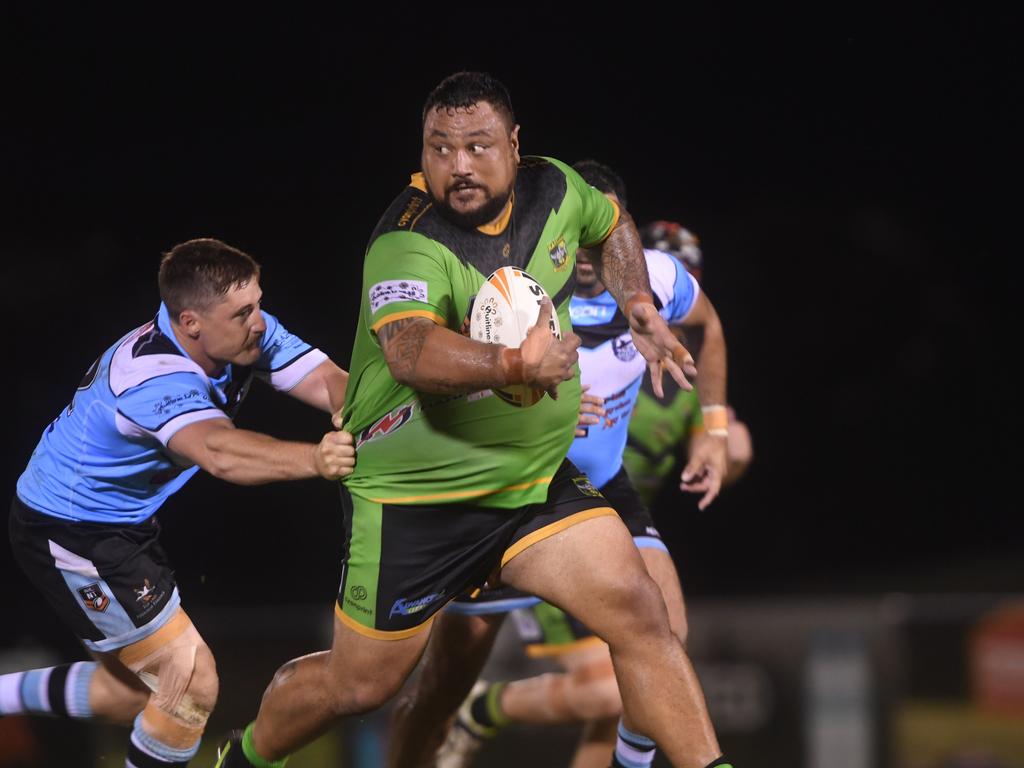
top-left (567, 249), bottom-right (699, 489)
top-left (16, 304), bottom-right (327, 525)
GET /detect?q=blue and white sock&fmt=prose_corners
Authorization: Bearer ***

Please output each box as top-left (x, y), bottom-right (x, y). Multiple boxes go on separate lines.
top-left (126, 713), bottom-right (201, 767)
top-left (611, 721), bottom-right (657, 767)
top-left (0, 662), bottom-right (96, 718)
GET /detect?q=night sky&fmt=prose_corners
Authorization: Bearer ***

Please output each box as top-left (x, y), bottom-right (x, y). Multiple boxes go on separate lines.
top-left (2, 6), bottom-right (1018, 643)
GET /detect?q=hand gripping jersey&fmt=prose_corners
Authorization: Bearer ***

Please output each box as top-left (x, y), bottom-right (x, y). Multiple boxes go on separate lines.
top-left (342, 157), bottom-right (619, 508)
top-left (567, 249), bottom-right (699, 489)
top-left (16, 304), bottom-right (326, 524)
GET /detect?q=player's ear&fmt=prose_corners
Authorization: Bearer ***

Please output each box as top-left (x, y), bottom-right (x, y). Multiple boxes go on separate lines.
top-left (510, 124), bottom-right (521, 163)
top-left (178, 309), bottom-right (202, 339)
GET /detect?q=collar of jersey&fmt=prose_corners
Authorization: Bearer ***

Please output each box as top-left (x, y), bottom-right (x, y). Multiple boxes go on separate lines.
top-left (407, 172), bottom-right (514, 236)
top-left (156, 303), bottom-right (231, 386)
top-left (156, 303), bottom-right (190, 357)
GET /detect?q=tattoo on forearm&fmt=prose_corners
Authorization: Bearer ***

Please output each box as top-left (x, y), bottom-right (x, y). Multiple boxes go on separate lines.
top-left (378, 317), bottom-right (504, 394)
top-left (378, 317), bottom-right (432, 383)
top-left (593, 210), bottom-right (652, 305)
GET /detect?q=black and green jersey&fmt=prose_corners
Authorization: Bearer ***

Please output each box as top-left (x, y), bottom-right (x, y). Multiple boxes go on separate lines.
top-left (622, 373), bottom-right (703, 505)
top-left (343, 156), bottom-right (619, 508)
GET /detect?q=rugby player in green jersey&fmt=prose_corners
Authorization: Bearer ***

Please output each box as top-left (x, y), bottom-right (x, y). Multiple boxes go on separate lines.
top-left (216, 72), bottom-right (729, 768)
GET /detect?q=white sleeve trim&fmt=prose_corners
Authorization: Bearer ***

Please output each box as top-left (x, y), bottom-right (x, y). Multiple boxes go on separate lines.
top-left (258, 349), bottom-right (329, 392)
top-left (677, 271), bottom-right (701, 324)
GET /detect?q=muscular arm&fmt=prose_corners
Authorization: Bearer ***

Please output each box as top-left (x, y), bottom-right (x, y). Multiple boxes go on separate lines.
top-left (376, 317), bottom-right (511, 395)
top-left (287, 360), bottom-right (349, 414)
top-left (677, 292), bottom-right (727, 408)
top-left (588, 208), bottom-right (653, 308)
top-left (167, 419), bottom-right (354, 485)
top-left (377, 301), bottom-right (577, 397)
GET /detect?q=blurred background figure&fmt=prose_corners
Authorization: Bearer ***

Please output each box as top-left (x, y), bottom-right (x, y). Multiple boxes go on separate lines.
top-left (624, 221), bottom-right (753, 506)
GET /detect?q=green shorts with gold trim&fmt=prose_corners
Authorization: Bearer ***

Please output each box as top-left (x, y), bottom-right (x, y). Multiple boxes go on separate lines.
top-left (335, 460), bottom-right (615, 640)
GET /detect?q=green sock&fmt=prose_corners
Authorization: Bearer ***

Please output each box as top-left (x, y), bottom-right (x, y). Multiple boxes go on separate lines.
top-left (242, 723), bottom-right (289, 768)
top-left (470, 681), bottom-right (510, 729)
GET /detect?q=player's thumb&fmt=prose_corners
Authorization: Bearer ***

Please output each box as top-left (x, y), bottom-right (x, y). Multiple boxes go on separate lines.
top-left (533, 296), bottom-right (554, 329)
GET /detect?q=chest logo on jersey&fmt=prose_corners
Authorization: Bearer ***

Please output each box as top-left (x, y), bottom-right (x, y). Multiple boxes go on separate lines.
top-left (613, 334), bottom-right (638, 362)
top-left (357, 403), bottom-right (416, 448)
top-left (548, 236), bottom-right (568, 271)
top-left (572, 476), bottom-right (603, 498)
top-left (78, 583), bottom-right (110, 612)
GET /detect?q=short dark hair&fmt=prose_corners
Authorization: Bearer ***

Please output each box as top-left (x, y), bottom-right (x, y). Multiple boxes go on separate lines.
top-left (423, 71), bottom-right (515, 130)
top-left (572, 159), bottom-right (628, 210)
top-left (158, 238), bottom-right (261, 319)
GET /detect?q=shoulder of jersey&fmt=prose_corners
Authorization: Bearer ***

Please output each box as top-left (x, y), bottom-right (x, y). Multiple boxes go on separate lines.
top-left (643, 248), bottom-right (685, 306)
top-left (108, 321), bottom-right (207, 397)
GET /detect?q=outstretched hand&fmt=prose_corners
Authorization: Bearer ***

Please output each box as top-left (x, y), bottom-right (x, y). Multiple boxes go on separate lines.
top-left (627, 301), bottom-right (697, 398)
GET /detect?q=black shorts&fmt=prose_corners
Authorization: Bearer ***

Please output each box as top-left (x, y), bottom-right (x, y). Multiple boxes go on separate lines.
top-left (9, 496), bottom-right (181, 652)
top-left (600, 466), bottom-right (664, 545)
top-left (447, 466), bottom-right (667, 616)
top-left (335, 460), bottom-right (617, 639)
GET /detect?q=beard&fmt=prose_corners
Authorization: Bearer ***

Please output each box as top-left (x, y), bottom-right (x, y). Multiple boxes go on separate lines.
top-left (431, 182), bottom-right (514, 230)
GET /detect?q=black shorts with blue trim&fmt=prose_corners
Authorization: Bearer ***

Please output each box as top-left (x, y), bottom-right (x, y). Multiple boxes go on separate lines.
top-left (447, 465), bottom-right (667, 617)
top-left (9, 495), bottom-right (181, 653)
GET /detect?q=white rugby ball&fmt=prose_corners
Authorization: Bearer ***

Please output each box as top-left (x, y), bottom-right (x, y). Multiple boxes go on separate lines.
top-left (470, 267), bottom-right (562, 407)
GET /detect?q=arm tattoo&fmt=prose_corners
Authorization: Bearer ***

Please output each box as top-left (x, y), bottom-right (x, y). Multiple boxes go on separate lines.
top-left (591, 209), bottom-right (653, 307)
top-left (377, 316), bottom-right (432, 385)
top-left (377, 316), bottom-right (504, 394)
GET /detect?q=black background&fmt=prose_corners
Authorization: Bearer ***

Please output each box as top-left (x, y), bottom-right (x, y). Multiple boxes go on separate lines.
top-left (2, 6), bottom-right (1019, 645)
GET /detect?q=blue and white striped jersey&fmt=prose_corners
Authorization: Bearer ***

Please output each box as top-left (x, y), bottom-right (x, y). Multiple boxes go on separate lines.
top-left (16, 303), bottom-right (327, 524)
top-left (567, 249), bottom-right (699, 489)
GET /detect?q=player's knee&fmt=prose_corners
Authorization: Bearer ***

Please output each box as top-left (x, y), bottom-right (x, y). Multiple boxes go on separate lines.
top-left (328, 674), bottom-right (399, 715)
top-left (143, 639), bottom-right (218, 732)
top-left (185, 643), bottom-right (219, 714)
top-left (602, 572), bottom-right (671, 644)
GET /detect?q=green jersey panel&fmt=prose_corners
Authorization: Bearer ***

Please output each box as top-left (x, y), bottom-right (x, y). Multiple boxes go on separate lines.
top-left (343, 157), bottom-right (617, 508)
top-left (622, 377), bottom-right (703, 504)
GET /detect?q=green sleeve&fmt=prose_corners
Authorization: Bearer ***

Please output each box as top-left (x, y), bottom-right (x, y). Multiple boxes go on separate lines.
top-left (362, 231), bottom-right (453, 335)
top-left (544, 156), bottom-right (620, 247)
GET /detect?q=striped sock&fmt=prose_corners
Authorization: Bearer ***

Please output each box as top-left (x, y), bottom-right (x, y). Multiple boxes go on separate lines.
top-left (0, 662), bottom-right (97, 718)
top-left (611, 721), bottom-right (657, 768)
top-left (241, 722), bottom-right (289, 768)
top-left (126, 713), bottom-right (200, 767)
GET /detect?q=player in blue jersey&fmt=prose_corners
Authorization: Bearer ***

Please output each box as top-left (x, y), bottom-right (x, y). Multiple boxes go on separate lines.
top-left (387, 160), bottom-right (731, 768)
top-left (1, 238), bottom-right (355, 768)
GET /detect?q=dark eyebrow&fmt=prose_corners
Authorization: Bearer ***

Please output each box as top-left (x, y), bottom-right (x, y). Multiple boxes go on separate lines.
top-left (428, 130), bottom-right (448, 139)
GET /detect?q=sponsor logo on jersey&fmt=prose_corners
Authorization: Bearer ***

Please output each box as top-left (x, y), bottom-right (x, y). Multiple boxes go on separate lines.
top-left (612, 335), bottom-right (638, 362)
top-left (369, 280), bottom-right (428, 313)
top-left (152, 389), bottom-right (209, 416)
top-left (134, 578), bottom-right (159, 605)
top-left (390, 590), bottom-right (445, 619)
top-left (357, 403), bottom-right (416, 447)
top-left (350, 585), bottom-right (368, 601)
top-left (398, 196), bottom-right (425, 228)
top-left (548, 236), bottom-right (568, 271)
top-left (572, 476), bottom-right (602, 498)
top-left (569, 303), bottom-right (616, 324)
top-left (78, 583), bottom-right (109, 612)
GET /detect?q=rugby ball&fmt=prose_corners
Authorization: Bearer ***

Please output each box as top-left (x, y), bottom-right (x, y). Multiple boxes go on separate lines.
top-left (470, 267), bottom-right (562, 407)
